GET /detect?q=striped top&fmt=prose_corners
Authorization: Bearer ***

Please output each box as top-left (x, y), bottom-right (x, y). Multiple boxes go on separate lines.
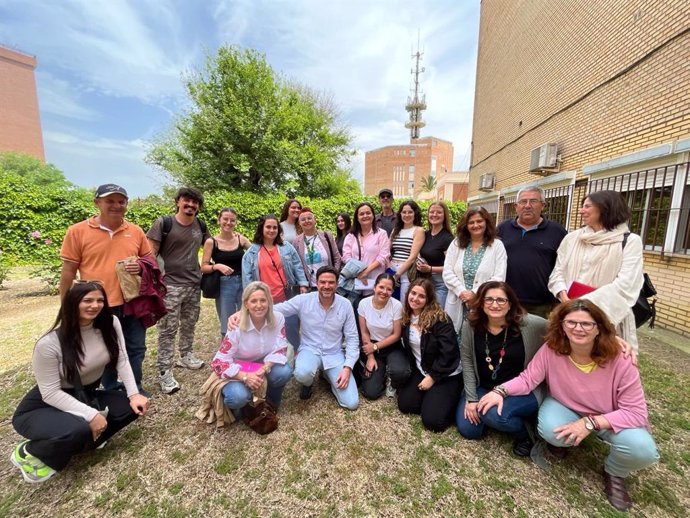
top-left (391, 226), bottom-right (417, 262)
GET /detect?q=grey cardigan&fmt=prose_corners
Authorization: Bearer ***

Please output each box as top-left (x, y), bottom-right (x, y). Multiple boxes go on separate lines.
top-left (461, 313), bottom-right (547, 403)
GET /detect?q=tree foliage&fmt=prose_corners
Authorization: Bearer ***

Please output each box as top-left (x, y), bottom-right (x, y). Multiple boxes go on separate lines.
top-left (0, 152), bottom-right (73, 190)
top-left (147, 45), bottom-right (355, 198)
top-left (420, 175), bottom-right (437, 192)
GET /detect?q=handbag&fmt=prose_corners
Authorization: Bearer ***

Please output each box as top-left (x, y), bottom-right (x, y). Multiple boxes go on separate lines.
top-left (201, 239), bottom-right (221, 299)
top-left (72, 376), bottom-right (108, 416)
top-left (622, 233), bottom-right (658, 328)
top-left (263, 245), bottom-right (300, 300)
top-left (241, 400), bottom-right (279, 434)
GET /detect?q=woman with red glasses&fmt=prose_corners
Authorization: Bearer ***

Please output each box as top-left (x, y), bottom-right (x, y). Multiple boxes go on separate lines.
top-left (478, 299), bottom-right (658, 512)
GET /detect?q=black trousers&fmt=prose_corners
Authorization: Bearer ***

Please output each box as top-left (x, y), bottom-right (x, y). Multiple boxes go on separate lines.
top-left (397, 368), bottom-right (463, 432)
top-left (359, 343), bottom-right (410, 400)
top-left (12, 385), bottom-right (139, 470)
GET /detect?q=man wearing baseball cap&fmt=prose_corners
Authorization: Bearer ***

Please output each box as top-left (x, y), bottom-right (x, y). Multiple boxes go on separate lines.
top-left (375, 188), bottom-right (396, 237)
top-left (59, 184), bottom-right (152, 395)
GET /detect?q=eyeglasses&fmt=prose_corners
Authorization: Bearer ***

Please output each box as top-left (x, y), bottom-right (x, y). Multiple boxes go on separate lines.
top-left (562, 320), bottom-right (598, 331)
top-left (483, 297), bottom-right (508, 307)
top-left (516, 199), bottom-right (543, 206)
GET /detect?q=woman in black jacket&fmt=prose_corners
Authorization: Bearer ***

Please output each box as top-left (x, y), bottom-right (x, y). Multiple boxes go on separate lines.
top-left (397, 278), bottom-right (462, 432)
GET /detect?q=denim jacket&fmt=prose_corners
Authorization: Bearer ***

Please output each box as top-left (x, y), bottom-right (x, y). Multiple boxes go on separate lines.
top-left (242, 242), bottom-right (308, 289)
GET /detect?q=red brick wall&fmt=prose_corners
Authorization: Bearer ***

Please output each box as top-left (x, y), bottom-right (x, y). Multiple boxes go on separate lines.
top-left (0, 46), bottom-right (44, 159)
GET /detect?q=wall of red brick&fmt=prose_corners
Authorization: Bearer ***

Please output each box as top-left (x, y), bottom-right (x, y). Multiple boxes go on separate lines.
top-left (0, 46), bottom-right (44, 160)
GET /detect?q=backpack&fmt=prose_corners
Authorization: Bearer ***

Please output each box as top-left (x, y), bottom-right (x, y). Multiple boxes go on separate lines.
top-left (158, 215), bottom-right (208, 252)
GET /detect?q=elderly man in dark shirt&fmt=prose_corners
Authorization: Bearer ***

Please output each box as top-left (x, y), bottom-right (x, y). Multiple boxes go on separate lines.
top-left (375, 188), bottom-right (397, 237)
top-left (497, 186), bottom-right (567, 318)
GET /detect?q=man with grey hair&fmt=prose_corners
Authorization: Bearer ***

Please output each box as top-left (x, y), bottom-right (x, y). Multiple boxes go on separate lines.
top-left (497, 186), bottom-right (566, 318)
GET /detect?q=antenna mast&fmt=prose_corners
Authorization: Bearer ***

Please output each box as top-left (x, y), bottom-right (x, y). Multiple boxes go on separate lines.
top-left (405, 33), bottom-right (426, 140)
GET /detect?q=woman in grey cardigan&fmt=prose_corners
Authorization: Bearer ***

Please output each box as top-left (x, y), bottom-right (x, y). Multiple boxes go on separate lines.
top-left (455, 281), bottom-right (546, 457)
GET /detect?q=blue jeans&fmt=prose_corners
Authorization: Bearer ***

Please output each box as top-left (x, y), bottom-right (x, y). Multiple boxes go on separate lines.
top-left (294, 349), bottom-right (359, 410)
top-left (431, 272), bottom-right (448, 309)
top-left (285, 314), bottom-right (301, 351)
top-left (456, 387), bottom-right (538, 440)
top-left (216, 275), bottom-right (243, 338)
top-left (221, 363), bottom-right (293, 409)
top-left (537, 396), bottom-right (659, 478)
top-left (102, 307), bottom-right (147, 391)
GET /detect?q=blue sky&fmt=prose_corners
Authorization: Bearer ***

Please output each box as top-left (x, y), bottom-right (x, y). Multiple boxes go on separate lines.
top-left (0, 1), bottom-right (480, 197)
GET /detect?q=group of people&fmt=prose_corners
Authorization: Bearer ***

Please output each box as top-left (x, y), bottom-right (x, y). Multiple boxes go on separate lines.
top-left (10, 184), bottom-right (658, 512)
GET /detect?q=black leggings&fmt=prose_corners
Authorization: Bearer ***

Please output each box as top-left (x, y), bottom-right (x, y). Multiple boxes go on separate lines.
top-left (359, 343), bottom-right (410, 400)
top-left (397, 368), bottom-right (462, 432)
top-left (12, 385), bottom-right (139, 470)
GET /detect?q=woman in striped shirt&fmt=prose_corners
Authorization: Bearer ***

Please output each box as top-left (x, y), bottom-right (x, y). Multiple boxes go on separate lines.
top-left (390, 200), bottom-right (425, 303)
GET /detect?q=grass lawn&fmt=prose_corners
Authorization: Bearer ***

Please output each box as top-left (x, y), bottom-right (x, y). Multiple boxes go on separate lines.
top-left (0, 271), bottom-right (688, 517)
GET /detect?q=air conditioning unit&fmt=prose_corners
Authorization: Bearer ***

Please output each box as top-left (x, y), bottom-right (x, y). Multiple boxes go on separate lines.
top-left (478, 173), bottom-right (495, 192)
top-left (529, 143), bottom-right (559, 173)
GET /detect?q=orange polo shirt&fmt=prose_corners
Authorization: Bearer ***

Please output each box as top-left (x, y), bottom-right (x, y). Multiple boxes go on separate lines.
top-left (60, 216), bottom-right (151, 306)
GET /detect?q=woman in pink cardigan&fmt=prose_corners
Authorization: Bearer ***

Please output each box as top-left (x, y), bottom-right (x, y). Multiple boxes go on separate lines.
top-left (478, 299), bottom-right (658, 512)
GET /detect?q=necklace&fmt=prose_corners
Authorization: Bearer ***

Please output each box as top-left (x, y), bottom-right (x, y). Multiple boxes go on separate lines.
top-left (485, 328), bottom-right (508, 381)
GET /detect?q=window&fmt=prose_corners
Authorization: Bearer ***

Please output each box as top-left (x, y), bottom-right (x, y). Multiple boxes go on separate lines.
top-left (501, 195), bottom-right (516, 222)
top-left (409, 165), bottom-right (415, 176)
top-left (587, 162), bottom-right (689, 253)
top-left (410, 149), bottom-right (416, 157)
top-left (408, 181), bottom-right (415, 191)
top-left (431, 156), bottom-right (437, 178)
top-left (543, 184), bottom-right (574, 229)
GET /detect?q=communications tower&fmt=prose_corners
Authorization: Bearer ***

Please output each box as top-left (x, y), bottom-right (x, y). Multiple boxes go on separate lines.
top-left (405, 43), bottom-right (426, 140)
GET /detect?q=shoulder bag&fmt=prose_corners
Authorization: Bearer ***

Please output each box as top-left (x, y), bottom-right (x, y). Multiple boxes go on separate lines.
top-left (201, 239), bottom-right (221, 299)
top-left (264, 245), bottom-right (300, 300)
top-left (622, 233), bottom-right (657, 328)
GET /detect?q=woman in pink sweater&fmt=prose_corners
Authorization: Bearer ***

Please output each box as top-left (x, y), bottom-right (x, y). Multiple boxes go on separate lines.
top-left (477, 299), bottom-right (658, 512)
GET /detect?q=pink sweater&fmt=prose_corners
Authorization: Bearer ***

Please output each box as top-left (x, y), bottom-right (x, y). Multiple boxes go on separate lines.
top-left (503, 345), bottom-right (650, 433)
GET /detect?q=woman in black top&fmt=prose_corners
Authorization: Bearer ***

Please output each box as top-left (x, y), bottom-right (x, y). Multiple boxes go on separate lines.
top-left (335, 212), bottom-right (352, 256)
top-left (397, 278), bottom-right (462, 432)
top-left (201, 208), bottom-right (251, 338)
top-left (416, 202), bottom-right (454, 308)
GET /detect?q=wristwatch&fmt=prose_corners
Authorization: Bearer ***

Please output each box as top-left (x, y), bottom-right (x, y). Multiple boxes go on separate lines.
top-left (242, 374), bottom-right (248, 384)
top-left (584, 416), bottom-right (595, 431)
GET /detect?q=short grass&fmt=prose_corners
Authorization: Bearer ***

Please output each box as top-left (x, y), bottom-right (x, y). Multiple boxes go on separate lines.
top-left (0, 272), bottom-right (688, 517)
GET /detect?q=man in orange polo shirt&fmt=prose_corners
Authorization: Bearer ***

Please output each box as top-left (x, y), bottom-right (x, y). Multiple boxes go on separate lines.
top-left (59, 184), bottom-right (152, 395)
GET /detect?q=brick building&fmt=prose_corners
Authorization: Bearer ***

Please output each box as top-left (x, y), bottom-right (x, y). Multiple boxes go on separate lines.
top-left (0, 45), bottom-right (44, 160)
top-left (364, 136), bottom-right (455, 200)
top-left (468, 1), bottom-right (690, 335)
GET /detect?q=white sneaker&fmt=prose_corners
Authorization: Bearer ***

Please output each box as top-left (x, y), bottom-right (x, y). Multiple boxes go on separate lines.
top-left (159, 370), bottom-right (180, 394)
top-left (176, 352), bottom-right (205, 370)
top-left (385, 376), bottom-right (396, 398)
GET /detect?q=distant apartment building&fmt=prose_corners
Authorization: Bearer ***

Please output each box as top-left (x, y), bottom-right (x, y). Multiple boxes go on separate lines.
top-left (364, 136), bottom-right (455, 200)
top-left (0, 45), bottom-right (44, 160)
top-left (468, 1), bottom-right (690, 335)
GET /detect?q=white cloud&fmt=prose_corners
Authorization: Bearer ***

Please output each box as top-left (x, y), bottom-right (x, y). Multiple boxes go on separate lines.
top-left (35, 71), bottom-right (98, 121)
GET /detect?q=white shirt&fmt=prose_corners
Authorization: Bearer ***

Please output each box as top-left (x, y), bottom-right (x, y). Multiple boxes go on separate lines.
top-left (408, 316), bottom-right (426, 375)
top-left (357, 296), bottom-right (403, 342)
top-left (211, 312), bottom-right (290, 379)
top-left (280, 222), bottom-right (297, 244)
top-left (303, 234), bottom-right (327, 285)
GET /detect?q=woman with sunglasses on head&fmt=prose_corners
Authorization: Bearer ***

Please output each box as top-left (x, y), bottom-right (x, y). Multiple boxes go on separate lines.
top-left (416, 201), bottom-right (454, 308)
top-left (456, 281), bottom-right (546, 457)
top-left (477, 299), bottom-right (658, 512)
top-left (334, 212), bottom-right (352, 256)
top-left (201, 208), bottom-right (251, 339)
top-left (389, 200), bottom-right (425, 303)
top-left (549, 190), bottom-right (643, 351)
top-left (293, 207), bottom-right (341, 290)
top-left (11, 281), bottom-right (149, 483)
top-left (279, 198), bottom-right (303, 244)
top-left (443, 207), bottom-right (507, 338)
top-left (242, 214), bottom-right (309, 348)
top-left (357, 273), bottom-right (406, 400)
top-left (211, 282), bottom-right (293, 420)
top-left (397, 278), bottom-right (462, 432)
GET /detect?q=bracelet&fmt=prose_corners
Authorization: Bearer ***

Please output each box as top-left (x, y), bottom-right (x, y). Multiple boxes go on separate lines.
top-left (491, 386), bottom-right (508, 398)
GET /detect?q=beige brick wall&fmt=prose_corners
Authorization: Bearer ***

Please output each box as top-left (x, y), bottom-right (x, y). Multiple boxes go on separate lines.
top-left (0, 46), bottom-right (44, 159)
top-left (470, 0), bottom-right (690, 335)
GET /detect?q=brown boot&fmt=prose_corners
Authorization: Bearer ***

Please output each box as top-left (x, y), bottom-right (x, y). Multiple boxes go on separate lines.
top-left (546, 443), bottom-right (568, 459)
top-left (603, 470), bottom-right (632, 512)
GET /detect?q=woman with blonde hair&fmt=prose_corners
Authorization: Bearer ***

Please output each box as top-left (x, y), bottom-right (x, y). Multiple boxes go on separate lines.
top-left (211, 282), bottom-right (293, 414)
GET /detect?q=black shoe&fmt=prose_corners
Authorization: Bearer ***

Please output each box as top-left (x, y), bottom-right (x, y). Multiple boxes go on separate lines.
top-left (299, 384), bottom-right (313, 400)
top-left (604, 470), bottom-right (633, 511)
top-left (547, 443), bottom-right (568, 459)
top-left (512, 436), bottom-right (534, 457)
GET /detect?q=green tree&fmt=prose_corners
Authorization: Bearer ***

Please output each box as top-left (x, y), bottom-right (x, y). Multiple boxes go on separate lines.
top-left (147, 45), bottom-right (355, 197)
top-left (0, 152), bottom-right (72, 189)
top-left (420, 175), bottom-right (437, 193)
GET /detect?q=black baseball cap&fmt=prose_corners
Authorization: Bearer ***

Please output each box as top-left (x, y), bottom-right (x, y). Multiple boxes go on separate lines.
top-left (95, 184), bottom-right (128, 198)
top-left (378, 188), bottom-right (393, 197)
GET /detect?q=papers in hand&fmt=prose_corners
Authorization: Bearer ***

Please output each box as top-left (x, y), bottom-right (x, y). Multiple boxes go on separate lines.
top-left (354, 277), bottom-right (375, 291)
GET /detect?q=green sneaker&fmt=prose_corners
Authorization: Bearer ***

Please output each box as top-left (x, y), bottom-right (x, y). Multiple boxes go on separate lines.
top-left (10, 441), bottom-right (56, 483)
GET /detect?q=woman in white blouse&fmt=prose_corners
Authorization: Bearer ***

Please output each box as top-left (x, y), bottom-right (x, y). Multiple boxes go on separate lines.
top-left (210, 282), bottom-right (293, 413)
top-left (443, 207), bottom-right (507, 336)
